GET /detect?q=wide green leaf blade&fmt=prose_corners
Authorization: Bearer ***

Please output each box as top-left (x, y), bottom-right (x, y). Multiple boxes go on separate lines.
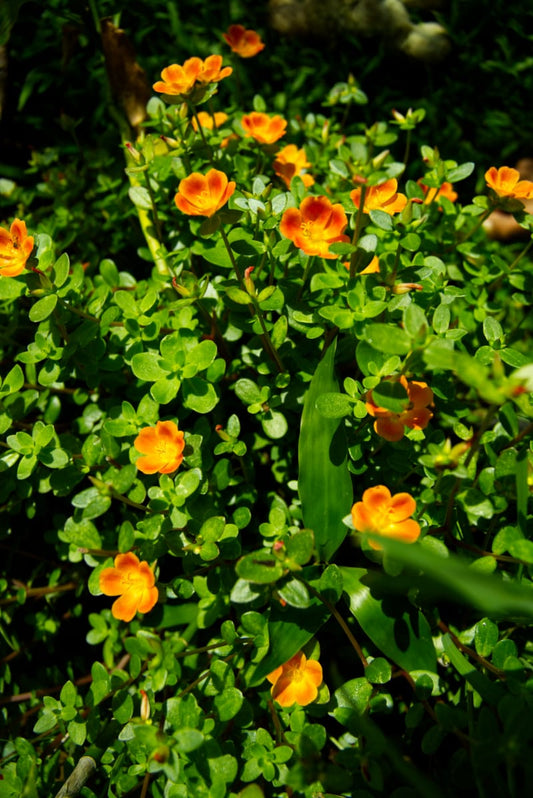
top-left (340, 566), bottom-right (437, 672)
top-left (298, 340), bottom-right (353, 561)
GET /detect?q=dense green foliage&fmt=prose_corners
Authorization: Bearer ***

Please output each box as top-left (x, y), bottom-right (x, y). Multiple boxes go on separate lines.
top-left (1, 2), bottom-right (533, 797)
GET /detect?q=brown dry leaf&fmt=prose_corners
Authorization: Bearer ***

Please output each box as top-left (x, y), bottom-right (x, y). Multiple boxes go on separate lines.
top-left (100, 18), bottom-right (151, 132)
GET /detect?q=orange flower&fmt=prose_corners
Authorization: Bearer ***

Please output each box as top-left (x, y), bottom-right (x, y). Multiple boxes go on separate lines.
top-left (134, 420), bottom-right (185, 474)
top-left (273, 144), bottom-right (314, 189)
top-left (485, 166), bottom-right (533, 200)
top-left (99, 552), bottom-right (158, 622)
top-left (174, 169), bottom-right (236, 217)
top-left (351, 178), bottom-right (407, 215)
top-left (280, 195), bottom-right (349, 259)
top-left (351, 485), bottom-right (420, 549)
top-left (418, 181), bottom-right (458, 204)
top-left (266, 651), bottom-right (323, 707)
top-left (223, 24), bottom-right (265, 58)
top-left (241, 112), bottom-right (287, 144)
top-left (153, 55), bottom-right (232, 96)
top-left (191, 111), bottom-right (228, 131)
top-left (365, 376), bottom-right (433, 442)
top-left (343, 255), bottom-right (380, 275)
top-left (0, 218), bottom-right (34, 277)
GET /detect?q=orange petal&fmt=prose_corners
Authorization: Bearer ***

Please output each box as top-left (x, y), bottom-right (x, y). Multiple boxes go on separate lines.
top-left (384, 518), bottom-right (421, 544)
top-left (134, 426), bottom-right (160, 455)
top-left (374, 416), bottom-right (405, 442)
top-left (351, 502), bottom-right (375, 533)
top-left (304, 659), bottom-right (323, 687)
top-left (362, 485), bottom-right (391, 513)
top-left (387, 492), bottom-right (416, 522)
top-left (407, 380), bottom-right (433, 408)
top-left (112, 589), bottom-right (141, 622)
top-left (99, 567), bottom-right (126, 596)
top-left (137, 585), bottom-right (159, 614)
top-left (114, 552), bottom-right (141, 573)
top-left (266, 665), bottom-right (283, 685)
top-left (136, 454), bottom-right (166, 475)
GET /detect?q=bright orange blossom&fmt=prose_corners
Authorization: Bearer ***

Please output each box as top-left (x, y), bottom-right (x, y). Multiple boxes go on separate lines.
top-left (273, 144), bottom-right (314, 189)
top-left (153, 55), bottom-right (232, 96)
top-left (267, 651), bottom-right (323, 707)
top-left (280, 195), bottom-right (349, 259)
top-left (134, 420), bottom-right (185, 474)
top-left (0, 219), bottom-right (34, 277)
top-left (191, 111), bottom-right (228, 131)
top-left (99, 552), bottom-right (159, 622)
top-left (241, 112), bottom-right (287, 144)
top-left (351, 485), bottom-right (420, 549)
top-left (223, 24), bottom-right (265, 58)
top-left (351, 178), bottom-right (407, 215)
top-left (365, 375), bottom-right (433, 442)
top-left (175, 169), bottom-right (236, 217)
top-left (485, 166), bottom-right (533, 200)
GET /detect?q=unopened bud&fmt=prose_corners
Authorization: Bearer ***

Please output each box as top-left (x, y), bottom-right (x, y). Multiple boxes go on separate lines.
top-left (140, 690), bottom-right (150, 722)
top-left (244, 266), bottom-right (256, 297)
top-left (125, 142), bottom-right (141, 163)
top-left (215, 424), bottom-right (231, 441)
top-left (392, 282), bottom-right (423, 294)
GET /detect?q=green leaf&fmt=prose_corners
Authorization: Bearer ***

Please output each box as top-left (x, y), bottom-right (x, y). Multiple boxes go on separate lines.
top-left (214, 688), bottom-right (244, 721)
top-left (226, 286), bottom-right (252, 305)
top-left (250, 570), bottom-right (332, 685)
top-left (174, 728), bottom-right (204, 753)
top-left (182, 377), bottom-right (218, 413)
top-left (370, 380), bottom-right (409, 414)
top-left (366, 537), bottom-right (533, 621)
top-left (446, 162), bottom-right (475, 182)
top-left (128, 185), bottom-right (152, 209)
top-left (369, 210), bottom-right (393, 231)
top-left (51, 253), bottom-right (70, 288)
top-left (314, 392), bottom-right (353, 418)
top-left (403, 304), bottom-right (428, 339)
top-left (366, 657), bottom-right (392, 684)
top-left (29, 294), bottom-right (58, 322)
top-left (298, 341), bottom-right (353, 561)
top-left (483, 316), bottom-right (503, 345)
top-left (340, 567), bottom-right (437, 672)
top-left (474, 618), bottom-right (499, 657)
top-left (441, 634), bottom-right (502, 705)
top-left (363, 323), bottom-right (412, 355)
top-left (236, 550), bottom-right (285, 584)
top-left (131, 352), bottom-right (170, 382)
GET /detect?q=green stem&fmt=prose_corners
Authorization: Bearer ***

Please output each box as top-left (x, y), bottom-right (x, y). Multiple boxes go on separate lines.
top-left (302, 578), bottom-right (368, 668)
top-left (296, 255), bottom-right (314, 301)
top-left (219, 226), bottom-right (286, 373)
top-left (349, 185), bottom-right (367, 279)
top-left (461, 207), bottom-right (492, 242)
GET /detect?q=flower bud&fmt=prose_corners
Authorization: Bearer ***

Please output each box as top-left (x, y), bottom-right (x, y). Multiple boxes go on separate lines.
top-left (140, 689), bottom-right (150, 722)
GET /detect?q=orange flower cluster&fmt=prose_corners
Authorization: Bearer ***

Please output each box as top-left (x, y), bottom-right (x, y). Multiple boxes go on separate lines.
top-left (351, 178), bottom-right (407, 215)
top-left (175, 168), bottom-right (236, 217)
top-left (153, 55), bottom-right (232, 97)
top-left (266, 651), bottom-right (323, 707)
top-left (0, 219), bottom-right (34, 277)
top-left (99, 552), bottom-right (159, 622)
top-left (241, 112), bottom-right (287, 144)
top-left (223, 24), bottom-right (265, 58)
top-left (365, 376), bottom-right (433, 442)
top-left (191, 111), bottom-right (228, 131)
top-left (485, 166), bottom-right (533, 201)
top-left (418, 181), bottom-right (458, 205)
top-left (280, 195), bottom-right (349, 259)
top-left (351, 485), bottom-right (420, 549)
top-left (273, 144), bottom-right (314, 189)
top-left (134, 420), bottom-right (185, 474)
